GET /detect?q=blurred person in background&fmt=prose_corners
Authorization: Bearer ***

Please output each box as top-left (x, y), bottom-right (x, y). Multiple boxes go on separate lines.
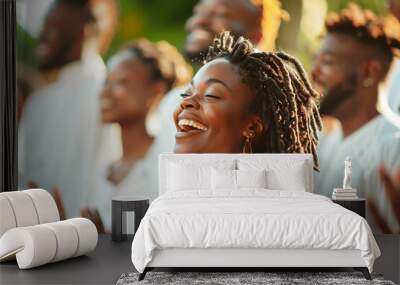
top-left (18, 0), bottom-right (120, 219)
top-left (84, 39), bottom-right (192, 230)
top-left (385, 0), bottom-right (400, 116)
top-left (17, 65), bottom-right (36, 190)
top-left (364, 0), bottom-right (400, 234)
top-left (16, 65), bottom-right (36, 122)
top-left (151, 0), bottom-right (287, 163)
top-left (311, 3), bottom-right (400, 232)
top-left (183, 0), bottom-right (285, 62)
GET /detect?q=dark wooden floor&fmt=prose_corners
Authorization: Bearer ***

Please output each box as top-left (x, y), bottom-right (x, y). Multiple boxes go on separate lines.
top-left (0, 235), bottom-right (398, 284)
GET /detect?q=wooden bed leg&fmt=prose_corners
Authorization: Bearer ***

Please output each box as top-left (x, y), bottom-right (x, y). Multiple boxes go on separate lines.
top-left (354, 267), bottom-right (371, 280)
top-left (138, 268), bottom-right (147, 281)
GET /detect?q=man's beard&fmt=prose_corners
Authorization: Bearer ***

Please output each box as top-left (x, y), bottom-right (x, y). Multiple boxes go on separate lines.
top-left (319, 72), bottom-right (359, 116)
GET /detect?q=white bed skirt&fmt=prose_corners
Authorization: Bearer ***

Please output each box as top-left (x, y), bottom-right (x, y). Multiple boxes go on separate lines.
top-left (148, 248), bottom-right (366, 268)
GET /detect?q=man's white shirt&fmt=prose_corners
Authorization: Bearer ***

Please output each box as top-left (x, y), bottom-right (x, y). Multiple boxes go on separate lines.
top-left (315, 115), bottom-right (400, 232)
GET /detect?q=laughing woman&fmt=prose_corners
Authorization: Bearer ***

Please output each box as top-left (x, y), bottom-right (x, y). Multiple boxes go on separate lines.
top-left (174, 31), bottom-right (322, 168)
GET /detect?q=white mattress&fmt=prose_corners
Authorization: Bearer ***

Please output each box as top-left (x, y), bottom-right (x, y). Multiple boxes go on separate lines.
top-left (131, 190), bottom-right (380, 273)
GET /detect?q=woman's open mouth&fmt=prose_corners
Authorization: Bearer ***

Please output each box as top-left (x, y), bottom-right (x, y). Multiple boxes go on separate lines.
top-left (175, 118), bottom-right (208, 138)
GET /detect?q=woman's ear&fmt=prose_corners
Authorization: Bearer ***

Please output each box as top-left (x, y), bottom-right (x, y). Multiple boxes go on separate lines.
top-left (242, 115), bottom-right (266, 138)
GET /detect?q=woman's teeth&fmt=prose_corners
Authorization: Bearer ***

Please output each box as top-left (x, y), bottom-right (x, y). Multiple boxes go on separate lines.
top-left (178, 119), bottom-right (208, 131)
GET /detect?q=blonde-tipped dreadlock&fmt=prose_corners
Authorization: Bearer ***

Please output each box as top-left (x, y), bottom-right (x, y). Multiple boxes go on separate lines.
top-left (325, 3), bottom-right (400, 58)
top-left (206, 31), bottom-right (322, 169)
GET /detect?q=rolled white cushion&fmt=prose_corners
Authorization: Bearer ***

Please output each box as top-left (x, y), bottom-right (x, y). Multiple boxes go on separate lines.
top-left (42, 221), bottom-right (78, 262)
top-left (0, 192), bottom-right (39, 227)
top-left (23, 189), bottom-right (60, 223)
top-left (0, 218), bottom-right (97, 269)
top-left (0, 226), bottom-right (57, 269)
top-left (64, 218), bottom-right (98, 257)
top-left (0, 196), bottom-right (17, 237)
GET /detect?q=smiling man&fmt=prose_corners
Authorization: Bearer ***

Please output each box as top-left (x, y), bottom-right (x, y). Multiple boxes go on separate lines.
top-left (184, 0), bottom-right (268, 62)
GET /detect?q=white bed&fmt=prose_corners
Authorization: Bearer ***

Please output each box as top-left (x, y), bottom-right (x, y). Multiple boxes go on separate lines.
top-left (131, 153), bottom-right (380, 280)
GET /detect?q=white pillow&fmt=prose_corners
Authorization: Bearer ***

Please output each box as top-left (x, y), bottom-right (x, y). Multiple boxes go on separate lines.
top-left (238, 159), bottom-right (309, 191)
top-left (166, 159), bottom-right (236, 192)
top-left (211, 168), bottom-right (236, 190)
top-left (167, 162), bottom-right (211, 191)
top-left (236, 169), bottom-right (267, 188)
top-left (266, 164), bottom-right (307, 191)
top-left (211, 169), bottom-right (267, 190)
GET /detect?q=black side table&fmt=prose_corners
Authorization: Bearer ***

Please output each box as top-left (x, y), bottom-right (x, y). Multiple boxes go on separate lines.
top-left (112, 196), bottom-right (149, 242)
top-left (332, 198), bottom-right (366, 218)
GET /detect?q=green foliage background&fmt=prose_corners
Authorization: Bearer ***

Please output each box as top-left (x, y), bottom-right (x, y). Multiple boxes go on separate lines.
top-left (17, 0), bottom-right (389, 69)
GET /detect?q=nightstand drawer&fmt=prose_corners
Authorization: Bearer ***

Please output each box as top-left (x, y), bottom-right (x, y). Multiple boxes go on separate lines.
top-left (332, 199), bottom-right (366, 218)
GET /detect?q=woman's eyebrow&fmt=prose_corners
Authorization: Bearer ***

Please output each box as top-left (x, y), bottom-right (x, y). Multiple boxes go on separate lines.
top-left (204, 78), bottom-right (232, 92)
top-left (190, 78), bottom-right (233, 92)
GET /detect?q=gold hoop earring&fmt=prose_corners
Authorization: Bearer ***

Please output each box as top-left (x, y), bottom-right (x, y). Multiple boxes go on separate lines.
top-left (242, 136), bottom-right (253, 153)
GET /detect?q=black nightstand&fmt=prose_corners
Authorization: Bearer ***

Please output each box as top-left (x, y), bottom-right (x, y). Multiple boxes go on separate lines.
top-left (112, 196), bottom-right (149, 242)
top-left (332, 198), bottom-right (366, 218)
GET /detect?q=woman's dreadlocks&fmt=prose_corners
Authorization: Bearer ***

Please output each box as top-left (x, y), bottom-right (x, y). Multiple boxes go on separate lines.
top-left (205, 31), bottom-right (322, 169)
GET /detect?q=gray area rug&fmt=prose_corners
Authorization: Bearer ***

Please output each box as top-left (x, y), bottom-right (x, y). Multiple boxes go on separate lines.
top-left (116, 272), bottom-right (395, 285)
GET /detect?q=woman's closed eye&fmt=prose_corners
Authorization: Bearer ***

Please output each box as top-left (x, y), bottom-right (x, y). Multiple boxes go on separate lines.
top-left (205, 94), bottom-right (221, 99)
top-left (179, 92), bottom-right (221, 100)
top-left (180, 93), bottom-right (191, 98)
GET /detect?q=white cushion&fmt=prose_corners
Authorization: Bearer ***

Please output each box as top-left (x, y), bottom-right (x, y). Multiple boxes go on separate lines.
top-left (267, 166), bottom-right (307, 191)
top-left (167, 162), bottom-right (211, 191)
top-left (24, 189), bottom-right (60, 224)
top-left (211, 168), bottom-right (236, 190)
top-left (236, 169), bottom-right (267, 189)
top-left (64, 218), bottom-right (98, 257)
top-left (0, 196), bottom-right (17, 237)
top-left (0, 226), bottom-right (57, 269)
top-left (211, 169), bottom-right (267, 190)
top-left (238, 159), bottom-right (309, 191)
top-left (0, 192), bottom-right (39, 227)
top-left (0, 189), bottom-right (60, 238)
top-left (42, 221), bottom-right (79, 262)
top-left (166, 159), bottom-right (235, 192)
